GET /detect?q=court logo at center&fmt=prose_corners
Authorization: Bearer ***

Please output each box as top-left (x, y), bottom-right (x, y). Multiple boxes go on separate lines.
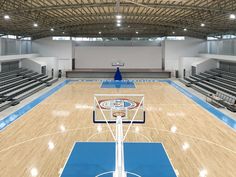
top-left (98, 98), bottom-right (140, 110)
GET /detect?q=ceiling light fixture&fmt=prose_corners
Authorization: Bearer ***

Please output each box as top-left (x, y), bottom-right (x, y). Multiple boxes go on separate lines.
top-left (33, 23), bottom-right (38, 27)
top-left (4, 15), bottom-right (10, 20)
top-left (98, 31), bottom-right (102, 34)
top-left (116, 14), bottom-right (122, 20)
top-left (117, 23), bottom-right (121, 27)
top-left (184, 28), bottom-right (187, 31)
top-left (201, 23), bottom-right (205, 27)
top-left (230, 14), bottom-right (236, 19)
top-left (50, 28), bottom-right (54, 32)
top-left (136, 31), bottom-right (139, 34)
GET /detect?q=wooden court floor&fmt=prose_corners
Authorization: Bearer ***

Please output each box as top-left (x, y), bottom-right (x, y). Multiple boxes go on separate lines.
top-left (0, 82), bottom-right (236, 177)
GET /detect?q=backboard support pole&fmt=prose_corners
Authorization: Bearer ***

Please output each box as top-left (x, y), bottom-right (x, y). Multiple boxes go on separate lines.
top-left (113, 116), bottom-right (127, 177)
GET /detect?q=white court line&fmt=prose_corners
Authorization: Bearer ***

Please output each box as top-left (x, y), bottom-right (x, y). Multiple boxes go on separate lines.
top-left (59, 141), bottom-right (76, 177)
top-left (86, 130), bottom-right (152, 142)
top-left (95, 171), bottom-right (114, 177)
top-left (162, 143), bottom-right (178, 176)
top-left (139, 125), bottom-right (236, 154)
top-left (0, 126), bottom-right (94, 153)
top-left (1, 124), bottom-right (235, 156)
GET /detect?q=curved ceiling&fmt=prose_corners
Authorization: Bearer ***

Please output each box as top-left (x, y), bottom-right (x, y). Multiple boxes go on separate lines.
top-left (0, 0), bottom-right (236, 39)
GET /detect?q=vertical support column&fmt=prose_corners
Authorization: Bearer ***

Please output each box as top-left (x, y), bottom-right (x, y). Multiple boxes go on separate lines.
top-left (113, 116), bottom-right (126, 177)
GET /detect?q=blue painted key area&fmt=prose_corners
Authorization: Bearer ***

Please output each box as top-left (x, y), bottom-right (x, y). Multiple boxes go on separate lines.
top-left (61, 142), bottom-right (176, 177)
top-left (101, 80), bottom-right (135, 88)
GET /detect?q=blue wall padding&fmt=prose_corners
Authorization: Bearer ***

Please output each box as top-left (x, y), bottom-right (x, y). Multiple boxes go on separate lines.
top-left (114, 67), bottom-right (122, 80)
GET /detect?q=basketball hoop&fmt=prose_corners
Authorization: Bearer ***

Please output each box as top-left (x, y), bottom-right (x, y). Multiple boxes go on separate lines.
top-left (93, 94), bottom-right (145, 177)
top-left (113, 111), bottom-right (126, 118)
top-left (93, 94), bottom-right (145, 124)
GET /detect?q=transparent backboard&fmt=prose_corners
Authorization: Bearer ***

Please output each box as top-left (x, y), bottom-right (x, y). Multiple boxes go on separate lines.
top-left (93, 94), bottom-right (145, 124)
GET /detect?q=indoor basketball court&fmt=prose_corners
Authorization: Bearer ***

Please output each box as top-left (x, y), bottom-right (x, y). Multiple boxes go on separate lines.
top-left (0, 80), bottom-right (235, 177)
top-left (1, 1), bottom-right (236, 177)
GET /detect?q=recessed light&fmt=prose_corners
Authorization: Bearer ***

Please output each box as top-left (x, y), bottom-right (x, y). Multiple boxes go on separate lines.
top-left (98, 31), bottom-right (102, 34)
top-left (117, 23), bottom-right (121, 27)
top-left (62, 31), bottom-right (65, 34)
top-left (33, 23), bottom-right (38, 27)
top-left (201, 23), bottom-right (205, 27)
top-left (136, 31), bottom-right (139, 34)
top-left (128, 25), bottom-right (130, 28)
top-left (50, 28), bottom-right (54, 32)
top-left (230, 14), bottom-right (236, 19)
top-left (172, 31), bottom-right (175, 34)
top-left (116, 14), bottom-right (122, 19)
top-left (4, 15), bottom-right (10, 20)
top-left (184, 28), bottom-right (187, 31)
top-left (117, 20), bottom-right (121, 23)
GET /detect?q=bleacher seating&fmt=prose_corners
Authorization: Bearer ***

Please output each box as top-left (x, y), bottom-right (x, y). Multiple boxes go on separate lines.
top-left (180, 68), bottom-right (236, 112)
top-left (0, 68), bottom-right (58, 112)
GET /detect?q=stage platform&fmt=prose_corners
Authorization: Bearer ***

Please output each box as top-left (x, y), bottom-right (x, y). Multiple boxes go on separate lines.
top-left (66, 68), bottom-right (171, 78)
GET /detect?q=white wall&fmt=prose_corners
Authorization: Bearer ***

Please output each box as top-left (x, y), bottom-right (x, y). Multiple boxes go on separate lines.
top-left (74, 46), bottom-right (162, 69)
top-left (0, 39), bottom-right (2, 55)
top-left (0, 54), bottom-right (39, 62)
top-left (200, 53), bottom-right (236, 62)
top-left (32, 57), bottom-right (58, 77)
top-left (0, 54), bottom-right (39, 72)
top-left (164, 38), bottom-right (205, 75)
top-left (58, 59), bottom-right (72, 76)
top-left (32, 37), bottom-right (73, 74)
top-left (178, 57), bottom-right (205, 77)
top-left (21, 58), bottom-right (44, 73)
top-left (193, 59), bottom-right (218, 74)
top-left (32, 37), bottom-right (72, 59)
